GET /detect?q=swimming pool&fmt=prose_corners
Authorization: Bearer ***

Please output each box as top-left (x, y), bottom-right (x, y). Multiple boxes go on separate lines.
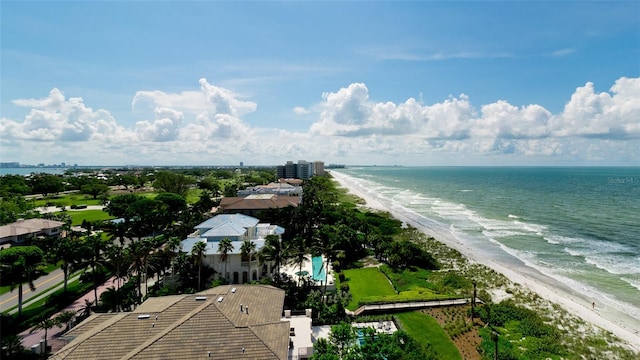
top-left (311, 256), bottom-right (326, 282)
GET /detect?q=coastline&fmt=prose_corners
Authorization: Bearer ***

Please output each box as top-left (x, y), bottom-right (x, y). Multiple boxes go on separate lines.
top-left (328, 170), bottom-right (640, 351)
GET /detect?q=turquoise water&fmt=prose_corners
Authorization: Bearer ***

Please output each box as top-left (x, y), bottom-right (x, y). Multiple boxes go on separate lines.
top-left (333, 167), bottom-right (640, 323)
top-left (357, 329), bottom-right (365, 346)
top-left (312, 256), bottom-right (326, 282)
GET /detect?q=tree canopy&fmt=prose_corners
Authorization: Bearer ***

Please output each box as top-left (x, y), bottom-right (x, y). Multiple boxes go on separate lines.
top-left (153, 171), bottom-right (193, 198)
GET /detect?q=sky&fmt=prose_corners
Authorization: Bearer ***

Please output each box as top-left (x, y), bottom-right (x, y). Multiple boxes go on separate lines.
top-left (1, 1), bottom-right (639, 167)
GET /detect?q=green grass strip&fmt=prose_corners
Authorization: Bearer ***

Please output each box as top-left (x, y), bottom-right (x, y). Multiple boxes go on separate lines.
top-left (338, 267), bottom-right (396, 310)
top-left (67, 209), bottom-right (114, 226)
top-left (6, 278), bottom-right (95, 335)
top-left (396, 311), bottom-right (462, 360)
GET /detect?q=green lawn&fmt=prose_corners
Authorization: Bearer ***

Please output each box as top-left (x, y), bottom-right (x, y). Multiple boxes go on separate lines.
top-left (380, 265), bottom-right (437, 292)
top-left (338, 266), bottom-right (460, 309)
top-left (66, 209), bottom-right (114, 226)
top-left (396, 311), bottom-right (462, 360)
top-left (33, 194), bottom-right (104, 208)
top-left (337, 267), bottom-right (396, 310)
top-left (185, 188), bottom-right (203, 204)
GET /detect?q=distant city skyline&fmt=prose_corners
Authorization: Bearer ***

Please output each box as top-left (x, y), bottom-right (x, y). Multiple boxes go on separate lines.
top-left (1, 2), bottom-right (638, 166)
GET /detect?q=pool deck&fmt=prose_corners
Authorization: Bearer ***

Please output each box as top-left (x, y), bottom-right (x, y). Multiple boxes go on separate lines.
top-left (282, 255), bottom-right (334, 287)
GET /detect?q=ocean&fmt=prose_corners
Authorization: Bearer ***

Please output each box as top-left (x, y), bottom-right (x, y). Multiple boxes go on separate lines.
top-left (0, 167), bottom-right (67, 176)
top-left (332, 166), bottom-right (640, 323)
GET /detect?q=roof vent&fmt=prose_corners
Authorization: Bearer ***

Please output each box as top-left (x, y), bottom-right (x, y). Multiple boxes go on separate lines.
top-left (217, 296), bottom-right (224, 302)
top-left (231, 287), bottom-right (237, 293)
top-left (195, 296), bottom-right (207, 301)
top-left (137, 315), bottom-right (150, 319)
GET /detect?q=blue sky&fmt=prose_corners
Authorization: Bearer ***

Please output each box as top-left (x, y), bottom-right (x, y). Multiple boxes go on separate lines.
top-left (1, 1), bottom-right (638, 166)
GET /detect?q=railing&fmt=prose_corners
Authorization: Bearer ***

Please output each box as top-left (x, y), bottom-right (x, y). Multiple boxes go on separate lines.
top-left (352, 298), bottom-right (473, 316)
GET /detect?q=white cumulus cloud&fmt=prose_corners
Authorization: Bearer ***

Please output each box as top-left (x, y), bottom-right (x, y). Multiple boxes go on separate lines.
top-left (2, 76), bottom-right (638, 166)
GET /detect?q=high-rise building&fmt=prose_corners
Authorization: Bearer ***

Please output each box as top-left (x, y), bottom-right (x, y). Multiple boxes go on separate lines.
top-left (285, 161), bottom-right (297, 178)
top-left (296, 160), bottom-right (313, 179)
top-left (277, 160), bottom-right (323, 179)
top-left (313, 161), bottom-right (325, 176)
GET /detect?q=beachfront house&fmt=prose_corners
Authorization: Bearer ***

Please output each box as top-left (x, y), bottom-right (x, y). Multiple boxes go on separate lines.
top-left (52, 285), bottom-right (290, 359)
top-left (180, 214), bottom-right (285, 284)
top-left (0, 218), bottom-right (65, 247)
top-left (218, 193), bottom-right (301, 217)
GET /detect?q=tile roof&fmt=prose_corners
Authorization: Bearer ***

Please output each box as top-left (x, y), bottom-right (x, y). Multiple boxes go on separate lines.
top-left (0, 218), bottom-right (65, 239)
top-left (219, 196), bottom-right (300, 211)
top-left (51, 285), bottom-right (288, 360)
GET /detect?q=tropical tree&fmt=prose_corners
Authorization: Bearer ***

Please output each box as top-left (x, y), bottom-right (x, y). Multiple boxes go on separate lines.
top-left (1, 334), bottom-right (26, 359)
top-left (51, 233), bottom-right (81, 293)
top-left (105, 219), bottom-right (128, 246)
top-left (127, 238), bottom-right (153, 301)
top-left (104, 194), bottom-right (143, 221)
top-left (30, 316), bottom-right (59, 356)
top-left (154, 192), bottom-right (187, 215)
top-left (191, 241), bottom-right (207, 291)
top-left (78, 234), bottom-right (108, 306)
top-left (80, 181), bottom-right (110, 199)
top-left (240, 239), bottom-right (257, 283)
top-left (259, 234), bottom-right (285, 277)
top-left (328, 322), bottom-right (357, 358)
top-left (78, 299), bottom-right (94, 320)
top-left (218, 237), bottom-right (233, 281)
top-left (106, 243), bottom-right (129, 290)
top-left (100, 286), bottom-right (121, 312)
top-left (164, 236), bottom-right (182, 279)
top-left (55, 310), bottom-right (77, 332)
top-left (286, 236), bottom-right (310, 284)
top-left (0, 246), bottom-right (44, 315)
top-left (29, 174), bottom-right (64, 196)
top-left (153, 171), bottom-right (193, 198)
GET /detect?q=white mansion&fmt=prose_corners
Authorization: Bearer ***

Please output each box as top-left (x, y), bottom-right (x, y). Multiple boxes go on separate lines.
top-left (180, 214), bottom-right (284, 284)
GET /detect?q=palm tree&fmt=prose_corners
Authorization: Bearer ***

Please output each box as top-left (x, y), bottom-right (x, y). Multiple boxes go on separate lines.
top-left (55, 310), bottom-right (76, 332)
top-left (1, 334), bottom-right (26, 358)
top-left (218, 237), bottom-right (233, 281)
top-left (100, 286), bottom-right (120, 312)
top-left (106, 243), bottom-right (129, 291)
top-left (0, 246), bottom-right (44, 316)
top-left (287, 236), bottom-right (310, 284)
top-left (240, 239), bottom-right (257, 283)
top-left (80, 234), bottom-right (108, 306)
top-left (127, 238), bottom-right (153, 301)
top-left (54, 231), bottom-right (82, 293)
top-left (259, 235), bottom-right (284, 277)
top-left (164, 236), bottom-right (182, 282)
top-left (191, 241), bottom-right (207, 291)
top-left (31, 317), bottom-right (59, 356)
top-left (78, 299), bottom-right (93, 320)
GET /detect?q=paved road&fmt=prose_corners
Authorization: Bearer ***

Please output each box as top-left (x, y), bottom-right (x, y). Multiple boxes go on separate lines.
top-left (0, 269), bottom-right (65, 313)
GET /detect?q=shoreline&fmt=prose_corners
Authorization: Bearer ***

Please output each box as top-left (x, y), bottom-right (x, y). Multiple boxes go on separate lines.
top-left (328, 170), bottom-right (640, 351)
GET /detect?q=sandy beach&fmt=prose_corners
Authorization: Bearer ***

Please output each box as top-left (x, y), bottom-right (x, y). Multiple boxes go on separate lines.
top-left (329, 170), bottom-right (640, 351)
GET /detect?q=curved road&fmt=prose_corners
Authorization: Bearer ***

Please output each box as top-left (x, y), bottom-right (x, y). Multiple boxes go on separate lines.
top-left (1, 269), bottom-right (65, 313)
